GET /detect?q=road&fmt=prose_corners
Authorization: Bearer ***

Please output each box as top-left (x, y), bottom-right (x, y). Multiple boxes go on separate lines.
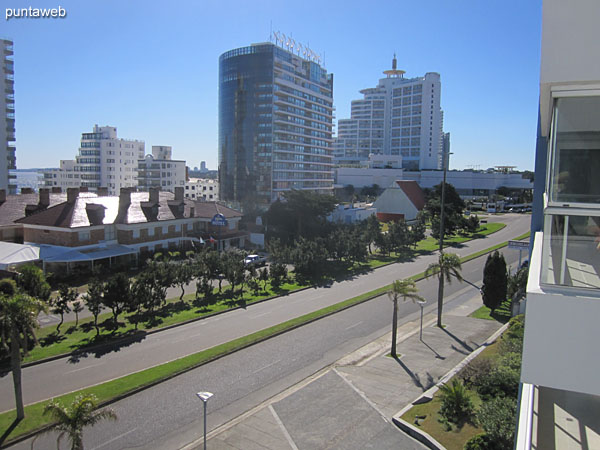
top-left (0, 214), bottom-right (530, 412)
top-left (11, 246), bottom-right (524, 450)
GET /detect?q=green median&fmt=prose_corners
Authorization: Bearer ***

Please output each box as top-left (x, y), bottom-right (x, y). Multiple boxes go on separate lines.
top-left (0, 227), bottom-right (527, 443)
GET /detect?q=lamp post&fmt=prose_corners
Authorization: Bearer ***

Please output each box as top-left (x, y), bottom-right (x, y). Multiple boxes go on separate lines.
top-left (436, 150), bottom-right (453, 328)
top-left (196, 391), bottom-right (214, 450)
top-left (417, 299), bottom-right (426, 341)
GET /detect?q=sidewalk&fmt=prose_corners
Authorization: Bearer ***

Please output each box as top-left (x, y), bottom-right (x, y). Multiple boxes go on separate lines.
top-left (192, 295), bottom-right (503, 450)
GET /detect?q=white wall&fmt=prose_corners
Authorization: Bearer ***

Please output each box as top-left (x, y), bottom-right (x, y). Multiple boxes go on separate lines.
top-left (521, 233), bottom-right (600, 396)
top-left (540, 0), bottom-right (600, 136)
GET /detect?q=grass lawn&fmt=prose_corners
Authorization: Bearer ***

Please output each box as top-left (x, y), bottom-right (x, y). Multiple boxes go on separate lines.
top-left (469, 297), bottom-right (513, 324)
top-left (11, 279), bottom-right (308, 365)
top-left (400, 391), bottom-right (484, 450)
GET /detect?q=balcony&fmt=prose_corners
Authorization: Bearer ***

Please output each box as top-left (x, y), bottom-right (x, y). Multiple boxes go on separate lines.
top-left (521, 231), bottom-right (600, 397)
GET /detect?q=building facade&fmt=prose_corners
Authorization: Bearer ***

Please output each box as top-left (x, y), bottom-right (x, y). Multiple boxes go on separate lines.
top-left (137, 146), bottom-right (186, 192)
top-left (1, 39), bottom-right (17, 194)
top-left (334, 56), bottom-right (444, 171)
top-left (515, 1), bottom-right (600, 448)
top-left (218, 42), bottom-right (334, 207)
top-left (184, 178), bottom-right (218, 201)
top-left (44, 125), bottom-right (144, 195)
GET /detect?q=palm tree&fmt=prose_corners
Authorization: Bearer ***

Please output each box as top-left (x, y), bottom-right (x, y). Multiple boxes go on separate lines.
top-left (425, 253), bottom-right (463, 328)
top-left (388, 280), bottom-right (425, 358)
top-left (0, 293), bottom-right (47, 420)
top-left (39, 394), bottom-right (117, 450)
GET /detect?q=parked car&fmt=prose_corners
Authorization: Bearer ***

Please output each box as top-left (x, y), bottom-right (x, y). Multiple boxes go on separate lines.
top-left (244, 254), bottom-right (267, 266)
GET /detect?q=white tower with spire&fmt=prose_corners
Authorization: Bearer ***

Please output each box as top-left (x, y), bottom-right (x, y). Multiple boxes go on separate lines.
top-left (335, 55), bottom-right (443, 171)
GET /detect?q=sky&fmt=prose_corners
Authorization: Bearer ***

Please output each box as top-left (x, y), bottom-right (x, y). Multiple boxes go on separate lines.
top-left (3, 0), bottom-right (542, 171)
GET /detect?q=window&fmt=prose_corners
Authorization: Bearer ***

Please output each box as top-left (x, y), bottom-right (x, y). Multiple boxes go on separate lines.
top-left (148, 227), bottom-right (154, 237)
top-left (133, 228), bottom-right (140, 238)
top-left (78, 231), bottom-right (90, 242)
top-left (104, 225), bottom-right (115, 241)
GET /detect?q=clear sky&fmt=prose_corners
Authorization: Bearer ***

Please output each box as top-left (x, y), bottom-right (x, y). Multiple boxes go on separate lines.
top-left (4, 0), bottom-right (542, 171)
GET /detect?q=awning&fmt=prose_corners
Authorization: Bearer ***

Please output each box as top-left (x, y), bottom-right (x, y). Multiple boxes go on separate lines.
top-left (0, 242), bottom-right (41, 269)
top-left (44, 245), bottom-right (137, 263)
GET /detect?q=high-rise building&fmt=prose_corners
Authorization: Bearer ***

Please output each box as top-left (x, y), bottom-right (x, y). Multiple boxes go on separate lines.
top-left (138, 146), bottom-right (186, 192)
top-left (1, 39), bottom-right (17, 193)
top-left (515, 1), bottom-right (600, 448)
top-left (218, 42), bottom-right (334, 207)
top-left (44, 125), bottom-right (144, 195)
top-left (334, 56), bottom-right (444, 171)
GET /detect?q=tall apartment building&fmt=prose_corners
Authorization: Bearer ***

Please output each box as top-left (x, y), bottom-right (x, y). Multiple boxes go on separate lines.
top-left (137, 146), bottom-right (186, 192)
top-left (184, 178), bottom-right (218, 201)
top-left (44, 125), bottom-right (144, 195)
top-left (515, 1), bottom-right (600, 448)
top-left (334, 56), bottom-right (443, 171)
top-left (1, 39), bottom-right (17, 193)
top-left (218, 42), bottom-right (334, 207)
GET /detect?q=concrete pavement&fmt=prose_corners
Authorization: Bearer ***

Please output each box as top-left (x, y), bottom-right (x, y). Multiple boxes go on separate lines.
top-left (188, 294), bottom-right (503, 449)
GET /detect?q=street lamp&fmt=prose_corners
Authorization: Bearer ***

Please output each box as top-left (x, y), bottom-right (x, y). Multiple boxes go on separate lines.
top-left (417, 299), bottom-right (426, 341)
top-left (196, 391), bottom-right (214, 450)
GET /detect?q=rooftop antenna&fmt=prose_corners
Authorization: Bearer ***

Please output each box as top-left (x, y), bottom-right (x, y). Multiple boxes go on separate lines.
top-left (383, 52), bottom-right (405, 78)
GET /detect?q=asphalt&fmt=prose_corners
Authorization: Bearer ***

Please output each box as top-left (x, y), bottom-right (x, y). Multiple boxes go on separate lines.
top-left (188, 295), bottom-right (503, 450)
top-left (0, 214), bottom-right (529, 412)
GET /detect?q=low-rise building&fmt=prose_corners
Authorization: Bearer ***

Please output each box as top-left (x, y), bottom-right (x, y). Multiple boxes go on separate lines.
top-left (327, 203), bottom-right (377, 224)
top-left (2, 187), bottom-right (245, 272)
top-left (372, 180), bottom-right (425, 222)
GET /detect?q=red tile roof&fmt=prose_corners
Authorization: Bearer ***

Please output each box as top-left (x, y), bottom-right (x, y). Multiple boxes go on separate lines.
top-left (395, 180), bottom-right (426, 210)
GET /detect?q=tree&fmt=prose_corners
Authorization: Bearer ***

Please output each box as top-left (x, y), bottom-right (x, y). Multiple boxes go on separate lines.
top-left (0, 293), bottom-right (47, 419)
top-left (103, 274), bottom-right (131, 329)
top-left (39, 394), bottom-right (117, 450)
top-left (508, 265), bottom-right (528, 303)
top-left (408, 216), bottom-right (426, 249)
top-left (476, 396), bottom-right (517, 449)
top-left (0, 278), bottom-right (17, 296)
top-left (72, 301), bottom-right (84, 328)
top-left (387, 280), bottom-right (424, 358)
top-left (363, 214), bottom-right (381, 254)
top-left (82, 278), bottom-right (104, 337)
top-left (173, 263), bottom-right (194, 301)
top-left (481, 251), bottom-right (508, 313)
top-left (258, 267), bottom-right (269, 293)
top-left (426, 182), bottom-right (466, 240)
top-left (53, 284), bottom-right (76, 333)
top-left (269, 262), bottom-right (287, 290)
top-left (425, 253), bottom-right (463, 328)
top-left (202, 251), bottom-right (223, 293)
top-left (388, 220), bottom-right (410, 254)
top-left (16, 265), bottom-right (51, 303)
top-left (288, 237), bottom-right (328, 279)
top-left (222, 251), bottom-right (246, 299)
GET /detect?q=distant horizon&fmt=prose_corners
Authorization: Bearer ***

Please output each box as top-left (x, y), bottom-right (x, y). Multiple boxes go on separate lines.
top-left (4, 0), bottom-right (541, 172)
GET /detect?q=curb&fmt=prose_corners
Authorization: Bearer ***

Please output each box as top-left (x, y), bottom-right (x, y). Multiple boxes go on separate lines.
top-left (392, 417), bottom-right (446, 450)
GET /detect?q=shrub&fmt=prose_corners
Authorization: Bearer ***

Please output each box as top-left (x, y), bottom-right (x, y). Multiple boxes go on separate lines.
top-left (438, 379), bottom-right (474, 424)
top-left (463, 433), bottom-right (493, 450)
top-left (0, 278), bottom-right (17, 296)
top-left (459, 357), bottom-right (493, 388)
top-left (477, 396), bottom-right (517, 449)
top-left (475, 363), bottom-right (520, 400)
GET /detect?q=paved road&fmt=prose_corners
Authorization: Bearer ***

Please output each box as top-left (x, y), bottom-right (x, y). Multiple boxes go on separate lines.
top-left (9, 247), bottom-right (522, 450)
top-left (0, 214), bottom-right (530, 412)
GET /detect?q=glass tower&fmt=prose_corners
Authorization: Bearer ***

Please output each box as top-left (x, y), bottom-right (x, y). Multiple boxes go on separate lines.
top-left (219, 43), bottom-right (334, 207)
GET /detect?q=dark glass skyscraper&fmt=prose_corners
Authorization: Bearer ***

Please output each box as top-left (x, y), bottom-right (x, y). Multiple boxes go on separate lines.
top-left (219, 43), bottom-right (334, 207)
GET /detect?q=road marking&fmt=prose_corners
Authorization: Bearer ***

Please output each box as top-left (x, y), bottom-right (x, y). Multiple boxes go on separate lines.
top-left (333, 368), bottom-right (389, 422)
top-left (252, 360), bottom-right (280, 374)
top-left (251, 311), bottom-right (271, 319)
top-left (344, 321), bottom-right (363, 331)
top-left (89, 427), bottom-right (137, 449)
top-left (269, 405), bottom-right (299, 450)
top-left (64, 362), bottom-right (104, 374)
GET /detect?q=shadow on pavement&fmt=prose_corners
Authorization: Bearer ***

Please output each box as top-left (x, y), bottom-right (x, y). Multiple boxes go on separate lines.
top-left (392, 355), bottom-right (436, 390)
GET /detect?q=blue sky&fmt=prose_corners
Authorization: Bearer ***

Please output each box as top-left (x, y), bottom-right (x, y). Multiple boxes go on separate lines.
top-left (4, 0), bottom-right (542, 171)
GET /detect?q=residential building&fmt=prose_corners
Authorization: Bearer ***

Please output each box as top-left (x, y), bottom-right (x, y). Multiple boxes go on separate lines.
top-left (137, 146), bottom-right (186, 192)
top-left (218, 42), bottom-right (334, 207)
top-left (185, 178), bottom-right (218, 201)
top-left (327, 203), bottom-right (376, 224)
top-left (44, 125), bottom-right (145, 195)
top-left (1, 39), bottom-right (17, 194)
top-left (372, 180), bottom-right (425, 222)
top-left (516, 1), bottom-right (600, 448)
top-left (334, 55), bottom-right (443, 171)
top-left (2, 187), bottom-right (246, 272)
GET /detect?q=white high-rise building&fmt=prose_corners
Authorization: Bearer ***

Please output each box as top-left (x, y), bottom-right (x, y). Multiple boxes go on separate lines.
top-left (1, 39), bottom-right (17, 193)
top-left (44, 125), bottom-right (144, 195)
top-left (137, 146), bottom-right (186, 192)
top-left (335, 56), bottom-right (444, 171)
